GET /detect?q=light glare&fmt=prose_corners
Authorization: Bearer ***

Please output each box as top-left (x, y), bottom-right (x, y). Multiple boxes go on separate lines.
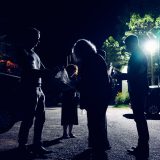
top-left (143, 39), bottom-right (158, 55)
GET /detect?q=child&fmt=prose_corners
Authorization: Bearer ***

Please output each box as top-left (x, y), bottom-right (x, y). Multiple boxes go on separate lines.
top-left (61, 64), bottom-right (79, 138)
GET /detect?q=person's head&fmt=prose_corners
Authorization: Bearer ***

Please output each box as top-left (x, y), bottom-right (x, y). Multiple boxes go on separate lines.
top-left (124, 35), bottom-right (139, 53)
top-left (71, 39), bottom-right (97, 64)
top-left (66, 64), bottom-right (78, 77)
top-left (97, 49), bottom-right (106, 60)
top-left (18, 27), bottom-right (40, 50)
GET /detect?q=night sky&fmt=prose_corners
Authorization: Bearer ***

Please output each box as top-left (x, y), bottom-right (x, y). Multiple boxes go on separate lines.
top-left (0, 0), bottom-right (160, 68)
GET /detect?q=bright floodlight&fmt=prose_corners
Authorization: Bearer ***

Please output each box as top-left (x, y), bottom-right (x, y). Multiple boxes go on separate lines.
top-left (143, 39), bottom-right (158, 55)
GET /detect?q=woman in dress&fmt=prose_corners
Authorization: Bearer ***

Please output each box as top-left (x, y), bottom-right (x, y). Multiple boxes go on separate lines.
top-left (61, 64), bottom-right (79, 138)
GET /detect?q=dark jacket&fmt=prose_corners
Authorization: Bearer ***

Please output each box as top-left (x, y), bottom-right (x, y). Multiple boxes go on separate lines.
top-left (127, 49), bottom-right (148, 95)
top-left (79, 53), bottom-right (110, 108)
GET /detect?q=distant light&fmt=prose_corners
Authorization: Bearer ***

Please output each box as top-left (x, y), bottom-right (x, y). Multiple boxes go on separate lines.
top-left (143, 39), bottom-right (158, 55)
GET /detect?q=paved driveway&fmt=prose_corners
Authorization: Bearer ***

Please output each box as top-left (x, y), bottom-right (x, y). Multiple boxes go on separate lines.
top-left (0, 107), bottom-right (160, 160)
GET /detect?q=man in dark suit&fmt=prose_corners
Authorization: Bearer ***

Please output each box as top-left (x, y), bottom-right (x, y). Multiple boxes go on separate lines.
top-left (124, 35), bottom-right (149, 159)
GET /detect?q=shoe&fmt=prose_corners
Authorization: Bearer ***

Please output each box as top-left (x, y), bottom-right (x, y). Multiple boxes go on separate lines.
top-left (32, 145), bottom-right (52, 155)
top-left (69, 133), bottom-right (76, 138)
top-left (17, 144), bottom-right (28, 153)
top-left (61, 134), bottom-right (69, 139)
top-left (17, 144), bottom-right (31, 157)
top-left (105, 144), bottom-right (111, 150)
top-left (127, 146), bottom-right (149, 159)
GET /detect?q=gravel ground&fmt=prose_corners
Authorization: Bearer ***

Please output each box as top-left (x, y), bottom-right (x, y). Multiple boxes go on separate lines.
top-left (0, 107), bottom-right (160, 160)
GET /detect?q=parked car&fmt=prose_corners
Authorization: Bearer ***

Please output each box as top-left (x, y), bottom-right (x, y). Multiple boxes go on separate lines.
top-left (145, 85), bottom-right (160, 115)
top-left (0, 72), bottom-right (21, 134)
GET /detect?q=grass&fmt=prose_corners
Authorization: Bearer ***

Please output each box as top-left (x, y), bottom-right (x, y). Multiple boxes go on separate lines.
top-left (113, 104), bottom-right (129, 108)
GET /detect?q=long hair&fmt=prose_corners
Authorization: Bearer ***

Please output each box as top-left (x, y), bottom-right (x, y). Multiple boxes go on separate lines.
top-left (72, 39), bottom-right (97, 62)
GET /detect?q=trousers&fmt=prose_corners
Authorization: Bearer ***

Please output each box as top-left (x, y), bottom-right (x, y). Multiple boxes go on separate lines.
top-left (18, 86), bottom-right (45, 146)
top-left (129, 92), bottom-right (149, 145)
top-left (86, 103), bottom-right (108, 153)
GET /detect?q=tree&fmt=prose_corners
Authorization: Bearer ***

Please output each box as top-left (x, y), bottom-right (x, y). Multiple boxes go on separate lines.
top-left (102, 36), bottom-right (129, 70)
top-left (102, 13), bottom-right (160, 85)
top-left (124, 13), bottom-right (160, 41)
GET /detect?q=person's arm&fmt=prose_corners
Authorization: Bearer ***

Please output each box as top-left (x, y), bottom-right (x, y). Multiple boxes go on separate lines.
top-left (112, 69), bottom-right (128, 80)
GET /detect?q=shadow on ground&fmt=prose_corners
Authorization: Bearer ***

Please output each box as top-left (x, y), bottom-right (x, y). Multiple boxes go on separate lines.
top-left (42, 137), bottom-right (62, 147)
top-left (123, 114), bottom-right (160, 120)
top-left (0, 138), bottom-right (63, 160)
top-left (71, 149), bottom-right (92, 160)
top-left (0, 148), bottom-right (50, 160)
top-left (71, 149), bottom-right (109, 160)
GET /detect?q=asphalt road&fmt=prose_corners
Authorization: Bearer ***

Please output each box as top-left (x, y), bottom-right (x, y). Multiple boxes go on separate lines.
top-left (0, 107), bottom-right (160, 160)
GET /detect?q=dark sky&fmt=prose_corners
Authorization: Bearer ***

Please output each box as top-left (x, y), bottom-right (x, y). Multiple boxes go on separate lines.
top-left (0, 0), bottom-right (160, 68)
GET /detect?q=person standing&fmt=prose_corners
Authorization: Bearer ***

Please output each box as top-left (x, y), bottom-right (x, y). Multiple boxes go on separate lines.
top-left (72, 39), bottom-right (110, 160)
top-left (97, 49), bottom-right (112, 150)
top-left (61, 64), bottom-right (79, 138)
top-left (16, 27), bottom-right (51, 155)
top-left (124, 35), bottom-right (149, 158)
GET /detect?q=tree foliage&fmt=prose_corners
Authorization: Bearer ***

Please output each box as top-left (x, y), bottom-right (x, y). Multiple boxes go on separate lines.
top-left (102, 13), bottom-right (160, 74)
top-left (102, 36), bottom-right (129, 70)
top-left (124, 13), bottom-right (160, 40)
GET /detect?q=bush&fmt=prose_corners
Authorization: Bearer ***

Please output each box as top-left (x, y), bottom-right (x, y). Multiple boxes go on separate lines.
top-left (115, 92), bottom-right (130, 105)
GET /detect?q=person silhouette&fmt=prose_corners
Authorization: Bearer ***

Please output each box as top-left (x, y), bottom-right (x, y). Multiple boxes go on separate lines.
top-left (97, 49), bottom-right (112, 150)
top-left (15, 27), bottom-right (51, 155)
top-left (71, 39), bottom-right (110, 160)
top-left (61, 64), bottom-right (79, 139)
top-left (124, 35), bottom-right (149, 158)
